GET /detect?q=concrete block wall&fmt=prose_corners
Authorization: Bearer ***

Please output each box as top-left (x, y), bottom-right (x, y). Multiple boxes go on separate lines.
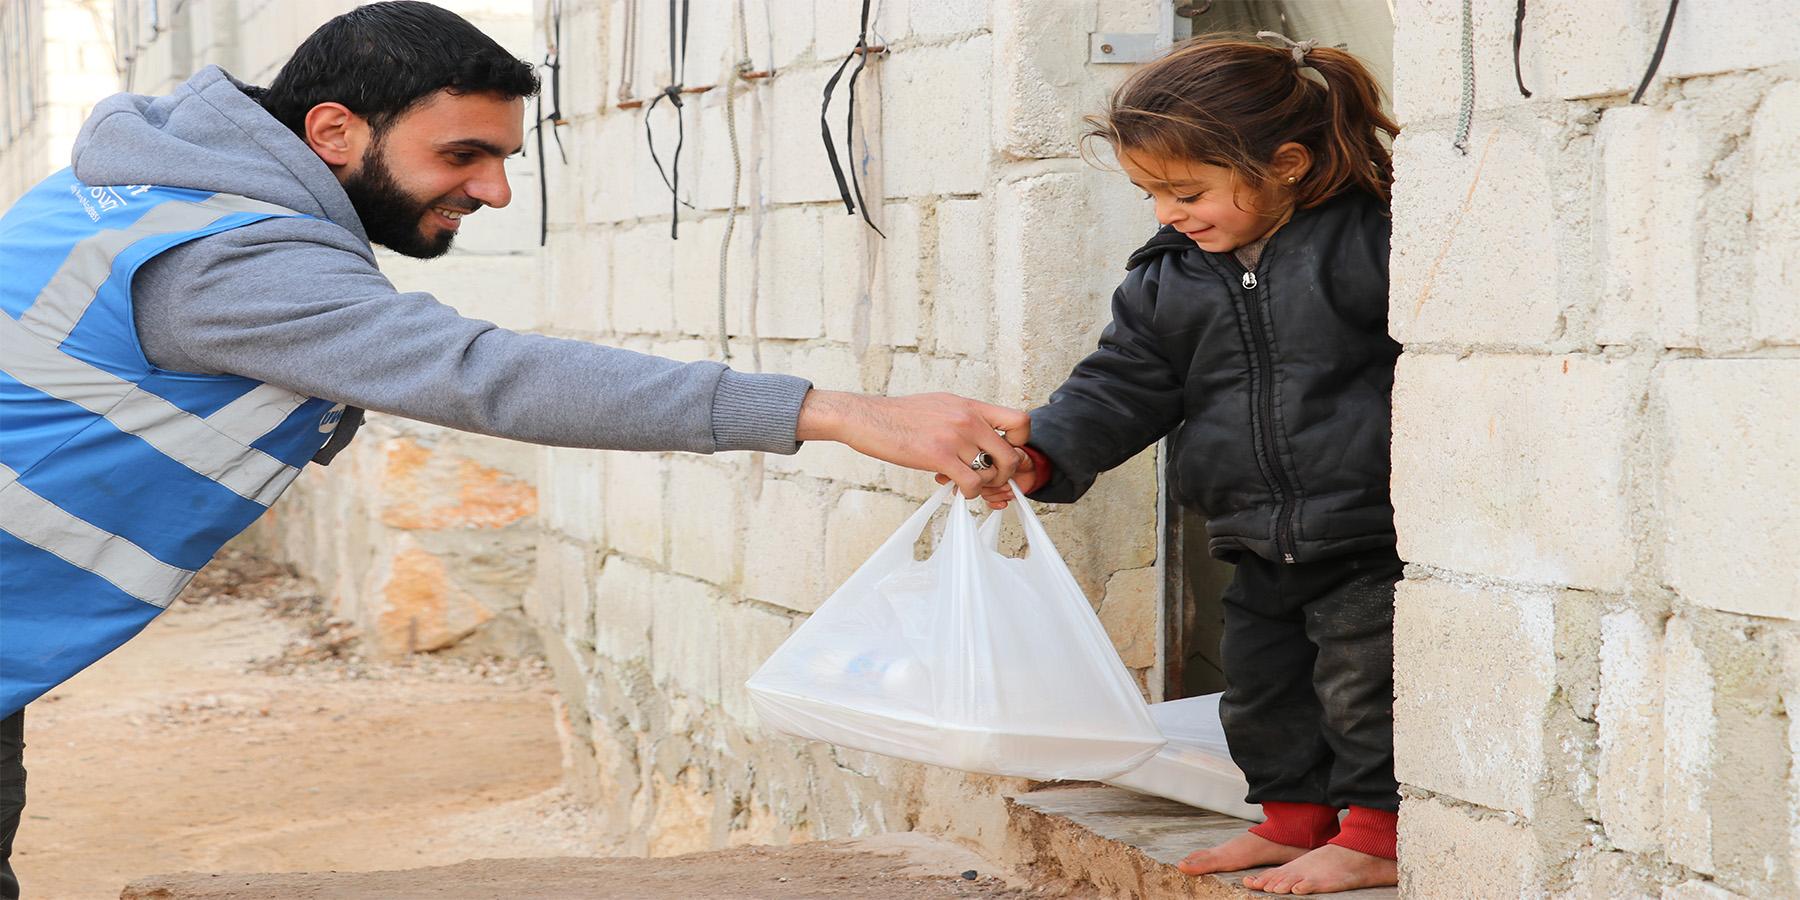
top-left (529, 0), bottom-right (1173, 855)
top-left (0, 0), bottom-right (117, 207)
top-left (1389, 1), bottom-right (1800, 895)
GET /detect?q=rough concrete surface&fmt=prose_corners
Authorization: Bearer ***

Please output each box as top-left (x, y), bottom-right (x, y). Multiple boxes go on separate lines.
top-left (1008, 785), bottom-right (1395, 900)
top-left (121, 835), bottom-right (1034, 900)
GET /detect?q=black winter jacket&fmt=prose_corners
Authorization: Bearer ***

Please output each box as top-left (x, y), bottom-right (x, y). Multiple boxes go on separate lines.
top-left (1027, 190), bottom-right (1399, 565)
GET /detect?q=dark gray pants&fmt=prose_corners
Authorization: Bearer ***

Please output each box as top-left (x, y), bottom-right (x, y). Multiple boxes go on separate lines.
top-left (1, 709), bottom-right (21, 900)
top-left (1218, 546), bottom-right (1402, 812)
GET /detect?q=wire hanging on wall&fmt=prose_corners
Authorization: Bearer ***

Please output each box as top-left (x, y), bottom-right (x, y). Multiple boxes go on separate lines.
top-left (530, 0), bottom-right (570, 248)
top-left (645, 0), bottom-right (695, 239)
top-left (819, 0), bottom-right (885, 237)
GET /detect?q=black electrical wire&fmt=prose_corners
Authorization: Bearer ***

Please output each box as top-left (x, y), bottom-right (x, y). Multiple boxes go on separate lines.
top-left (1631, 0), bottom-right (1679, 104)
top-left (1512, 0), bottom-right (1532, 98)
top-left (819, 0), bottom-right (884, 237)
top-left (645, 0), bottom-right (693, 239)
top-left (530, 0), bottom-right (569, 247)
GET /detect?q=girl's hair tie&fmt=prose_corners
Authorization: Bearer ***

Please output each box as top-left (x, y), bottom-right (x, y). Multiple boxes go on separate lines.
top-left (1257, 31), bottom-right (1318, 68)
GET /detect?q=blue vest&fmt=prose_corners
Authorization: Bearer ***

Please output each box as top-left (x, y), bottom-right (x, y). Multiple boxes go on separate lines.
top-left (0, 169), bottom-right (343, 716)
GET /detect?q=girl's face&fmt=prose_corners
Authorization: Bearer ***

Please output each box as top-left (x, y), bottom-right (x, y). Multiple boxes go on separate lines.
top-left (1118, 147), bottom-right (1287, 254)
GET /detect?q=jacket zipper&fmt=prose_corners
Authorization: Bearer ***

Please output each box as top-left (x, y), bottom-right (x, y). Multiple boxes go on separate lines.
top-left (1232, 265), bottom-right (1300, 563)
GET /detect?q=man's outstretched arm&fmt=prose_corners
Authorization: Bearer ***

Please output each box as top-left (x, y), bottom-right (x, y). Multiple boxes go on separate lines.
top-left (134, 217), bottom-right (1027, 485)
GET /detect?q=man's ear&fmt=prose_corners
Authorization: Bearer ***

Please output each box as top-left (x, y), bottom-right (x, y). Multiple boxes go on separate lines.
top-left (1270, 141), bottom-right (1313, 183)
top-left (303, 102), bottom-right (365, 169)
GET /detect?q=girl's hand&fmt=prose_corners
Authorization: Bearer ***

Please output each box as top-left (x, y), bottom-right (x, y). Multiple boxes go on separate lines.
top-left (938, 447), bottom-right (1038, 509)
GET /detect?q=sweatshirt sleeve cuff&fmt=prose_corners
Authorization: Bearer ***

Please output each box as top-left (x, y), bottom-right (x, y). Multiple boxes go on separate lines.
top-left (710, 369), bottom-right (813, 454)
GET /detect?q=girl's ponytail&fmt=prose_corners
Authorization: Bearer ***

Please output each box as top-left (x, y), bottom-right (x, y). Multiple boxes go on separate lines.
top-left (1297, 44), bottom-right (1399, 206)
top-left (1085, 34), bottom-right (1400, 208)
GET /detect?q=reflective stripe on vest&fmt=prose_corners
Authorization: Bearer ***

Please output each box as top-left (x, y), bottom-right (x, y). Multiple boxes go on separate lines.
top-left (0, 170), bottom-right (340, 716)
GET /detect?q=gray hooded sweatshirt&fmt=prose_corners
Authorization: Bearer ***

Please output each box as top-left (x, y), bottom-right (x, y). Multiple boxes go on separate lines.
top-left (69, 66), bottom-right (810, 456)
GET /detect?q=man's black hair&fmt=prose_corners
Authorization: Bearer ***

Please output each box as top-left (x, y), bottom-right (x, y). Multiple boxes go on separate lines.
top-left (261, 1), bottom-right (540, 138)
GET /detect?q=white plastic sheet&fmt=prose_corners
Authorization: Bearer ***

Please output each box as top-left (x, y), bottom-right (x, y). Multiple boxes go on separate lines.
top-left (1106, 693), bottom-right (1265, 821)
top-left (747, 483), bottom-right (1165, 781)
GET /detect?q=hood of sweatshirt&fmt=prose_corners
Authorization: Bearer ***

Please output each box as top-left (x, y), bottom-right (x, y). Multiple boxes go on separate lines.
top-left (71, 65), bottom-right (368, 246)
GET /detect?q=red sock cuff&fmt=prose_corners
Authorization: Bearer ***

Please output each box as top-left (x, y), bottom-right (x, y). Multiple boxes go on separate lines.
top-left (1327, 806), bottom-right (1398, 860)
top-left (1249, 801), bottom-right (1341, 850)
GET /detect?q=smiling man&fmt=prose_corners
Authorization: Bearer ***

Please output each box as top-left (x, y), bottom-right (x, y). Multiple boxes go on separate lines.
top-left (0, 4), bottom-right (1027, 894)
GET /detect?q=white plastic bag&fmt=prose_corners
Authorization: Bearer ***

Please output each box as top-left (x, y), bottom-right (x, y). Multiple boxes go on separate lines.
top-left (747, 483), bottom-right (1164, 781)
top-left (1105, 693), bottom-right (1264, 821)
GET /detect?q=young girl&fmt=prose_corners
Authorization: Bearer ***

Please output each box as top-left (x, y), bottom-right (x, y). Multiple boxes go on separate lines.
top-left (987, 33), bottom-right (1404, 895)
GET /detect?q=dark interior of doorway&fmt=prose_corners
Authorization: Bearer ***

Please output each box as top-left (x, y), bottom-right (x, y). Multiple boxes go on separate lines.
top-left (1161, 472), bottom-right (1235, 699)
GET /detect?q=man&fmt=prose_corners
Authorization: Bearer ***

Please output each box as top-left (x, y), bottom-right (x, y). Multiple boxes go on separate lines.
top-left (0, 4), bottom-right (1026, 894)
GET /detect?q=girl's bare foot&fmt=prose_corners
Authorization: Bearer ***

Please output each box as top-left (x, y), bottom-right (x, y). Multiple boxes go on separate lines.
top-left (1240, 843), bottom-right (1397, 895)
top-left (1177, 831), bottom-right (1308, 876)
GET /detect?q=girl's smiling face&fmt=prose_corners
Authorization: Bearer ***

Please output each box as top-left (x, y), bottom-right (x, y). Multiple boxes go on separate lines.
top-left (1118, 145), bottom-right (1308, 254)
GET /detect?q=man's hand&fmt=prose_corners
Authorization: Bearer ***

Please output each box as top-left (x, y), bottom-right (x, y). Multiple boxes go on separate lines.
top-left (939, 446), bottom-right (1038, 509)
top-left (796, 390), bottom-right (1029, 499)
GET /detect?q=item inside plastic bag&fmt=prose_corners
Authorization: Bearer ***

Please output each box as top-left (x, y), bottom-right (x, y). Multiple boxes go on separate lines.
top-left (1105, 693), bottom-right (1264, 822)
top-left (747, 483), bottom-right (1165, 781)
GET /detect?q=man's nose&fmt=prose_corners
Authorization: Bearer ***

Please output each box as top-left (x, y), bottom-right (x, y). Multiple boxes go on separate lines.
top-left (466, 160), bottom-right (513, 209)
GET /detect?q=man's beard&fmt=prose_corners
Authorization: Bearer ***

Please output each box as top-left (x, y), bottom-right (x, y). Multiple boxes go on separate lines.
top-left (341, 140), bottom-right (461, 260)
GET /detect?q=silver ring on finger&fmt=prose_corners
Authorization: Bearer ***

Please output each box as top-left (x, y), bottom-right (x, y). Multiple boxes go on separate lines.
top-left (969, 451), bottom-right (994, 471)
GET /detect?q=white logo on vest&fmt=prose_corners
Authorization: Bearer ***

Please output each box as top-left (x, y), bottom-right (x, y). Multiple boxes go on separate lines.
top-left (318, 403), bottom-right (346, 433)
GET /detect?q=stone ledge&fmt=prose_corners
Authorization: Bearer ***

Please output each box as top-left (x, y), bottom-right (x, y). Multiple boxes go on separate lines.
top-left (1006, 785), bottom-right (1396, 899)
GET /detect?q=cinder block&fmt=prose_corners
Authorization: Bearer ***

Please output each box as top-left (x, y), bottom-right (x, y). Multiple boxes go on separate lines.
top-left (383, 253), bottom-right (544, 334)
top-left (1663, 655), bottom-right (1714, 885)
top-left (1571, 849), bottom-right (1676, 900)
top-left (609, 224), bottom-right (678, 334)
top-left (753, 207), bottom-right (827, 339)
top-left (1392, 354), bottom-right (1642, 592)
top-left (1664, 881), bottom-right (1750, 900)
top-left (532, 539), bottom-right (594, 641)
top-left (741, 0), bottom-right (814, 71)
top-left (1596, 605), bottom-right (1666, 853)
top-left (932, 198), bottom-right (995, 358)
top-left (880, 36), bottom-right (993, 198)
top-left (582, 113), bottom-right (641, 224)
top-left (540, 446), bottom-right (606, 545)
top-left (823, 489), bottom-right (919, 591)
top-left (820, 209), bottom-right (878, 346)
top-left (603, 450), bottom-right (666, 563)
top-left (651, 573), bottom-right (725, 703)
top-left (1390, 122), bottom-right (1571, 348)
top-left (876, 202), bottom-right (927, 348)
top-left (910, 0), bottom-right (988, 38)
top-left (766, 64), bottom-right (852, 206)
top-left (1662, 612), bottom-right (1790, 888)
top-left (1595, 104), bottom-right (1703, 347)
top-left (884, 350), bottom-right (1000, 403)
top-left (1752, 82), bottom-right (1800, 346)
top-left (719, 600), bottom-right (799, 725)
top-left (1656, 0), bottom-right (1800, 83)
top-left (1659, 360), bottom-right (1800, 619)
top-left (545, 228), bottom-right (611, 335)
top-left (742, 477), bottom-right (830, 612)
top-left (1097, 566), bottom-right (1157, 671)
top-left (991, 0), bottom-right (1103, 161)
top-left (1394, 578), bottom-right (1557, 817)
top-left (994, 169), bottom-right (1150, 403)
top-left (549, 6), bottom-right (606, 120)
top-left (668, 215), bottom-right (737, 339)
top-left (665, 457), bottom-right (739, 587)
top-left (1391, 0), bottom-right (1535, 124)
top-left (593, 554), bottom-right (659, 662)
top-left (1397, 795), bottom-right (1541, 898)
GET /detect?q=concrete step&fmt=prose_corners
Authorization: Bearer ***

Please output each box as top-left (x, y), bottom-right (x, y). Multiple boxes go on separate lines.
top-left (1006, 785), bottom-right (1398, 899)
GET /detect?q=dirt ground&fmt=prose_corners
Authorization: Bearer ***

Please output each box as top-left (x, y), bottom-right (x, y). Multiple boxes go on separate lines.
top-left (13, 553), bottom-right (1034, 899)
